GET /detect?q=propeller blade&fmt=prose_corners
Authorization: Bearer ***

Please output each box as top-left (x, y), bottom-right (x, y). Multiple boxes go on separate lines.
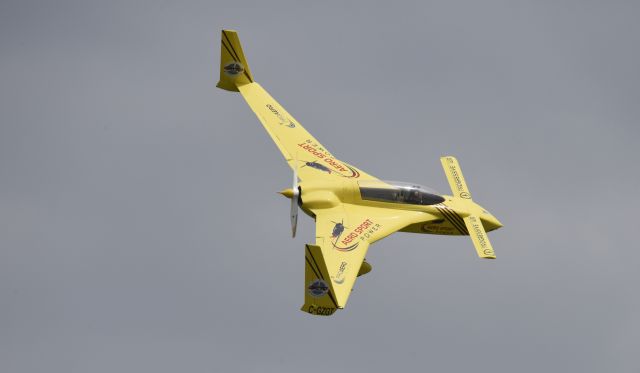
top-left (290, 195), bottom-right (298, 237)
top-left (290, 154), bottom-right (299, 237)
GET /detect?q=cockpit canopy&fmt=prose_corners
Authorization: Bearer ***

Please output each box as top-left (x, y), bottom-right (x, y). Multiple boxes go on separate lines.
top-left (358, 180), bottom-right (445, 206)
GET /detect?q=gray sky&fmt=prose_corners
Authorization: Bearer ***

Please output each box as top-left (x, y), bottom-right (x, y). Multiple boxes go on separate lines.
top-left (1, 0), bottom-right (639, 372)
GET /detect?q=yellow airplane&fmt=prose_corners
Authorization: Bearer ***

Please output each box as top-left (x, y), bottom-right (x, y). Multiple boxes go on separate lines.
top-left (216, 30), bottom-right (503, 316)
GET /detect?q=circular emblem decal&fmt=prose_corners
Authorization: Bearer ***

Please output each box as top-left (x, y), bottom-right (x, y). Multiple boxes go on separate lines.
top-left (223, 61), bottom-right (244, 76)
top-left (459, 192), bottom-right (471, 199)
top-left (307, 279), bottom-right (329, 298)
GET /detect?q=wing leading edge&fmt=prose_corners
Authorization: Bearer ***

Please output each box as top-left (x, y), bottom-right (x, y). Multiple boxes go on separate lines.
top-left (217, 30), bottom-right (377, 182)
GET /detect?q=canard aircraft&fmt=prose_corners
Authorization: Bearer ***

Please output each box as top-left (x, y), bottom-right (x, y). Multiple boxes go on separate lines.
top-left (216, 30), bottom-right (502, 316)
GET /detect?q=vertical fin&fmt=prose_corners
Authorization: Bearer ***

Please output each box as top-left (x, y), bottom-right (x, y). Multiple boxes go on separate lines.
top-left (301, 244), bottom-right (339, 316)
top-left (216, 29), bottom-right (254, 92)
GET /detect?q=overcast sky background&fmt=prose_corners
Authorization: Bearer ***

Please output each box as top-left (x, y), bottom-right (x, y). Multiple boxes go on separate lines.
top-left (1, 1), bottom-right (639, 372)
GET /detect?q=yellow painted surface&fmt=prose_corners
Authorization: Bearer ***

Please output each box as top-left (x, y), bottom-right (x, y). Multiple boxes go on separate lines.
top-left (216, 30), bottom-right (502, 316)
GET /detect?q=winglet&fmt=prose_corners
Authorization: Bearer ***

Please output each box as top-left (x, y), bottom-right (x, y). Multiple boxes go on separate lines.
top-left (301, 244), bottom-right (340, 316)
top-left (217, 30), bottom-right (254, 92)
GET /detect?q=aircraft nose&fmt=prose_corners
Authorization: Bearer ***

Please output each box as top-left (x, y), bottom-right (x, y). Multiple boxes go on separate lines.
top-left (482, 214), bottom-right (503, 231)
top-left (476, 204), bottom-right (502, 231)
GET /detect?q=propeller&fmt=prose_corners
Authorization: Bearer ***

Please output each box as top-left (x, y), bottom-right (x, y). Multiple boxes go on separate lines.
top-left (290, 156), bottom-right (299, 237)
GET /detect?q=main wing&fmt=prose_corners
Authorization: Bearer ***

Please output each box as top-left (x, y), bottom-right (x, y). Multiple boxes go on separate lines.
top-left (217, 30), bottom-right (377, 182)
top-left (301, 204), bottom-right (429, 316)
